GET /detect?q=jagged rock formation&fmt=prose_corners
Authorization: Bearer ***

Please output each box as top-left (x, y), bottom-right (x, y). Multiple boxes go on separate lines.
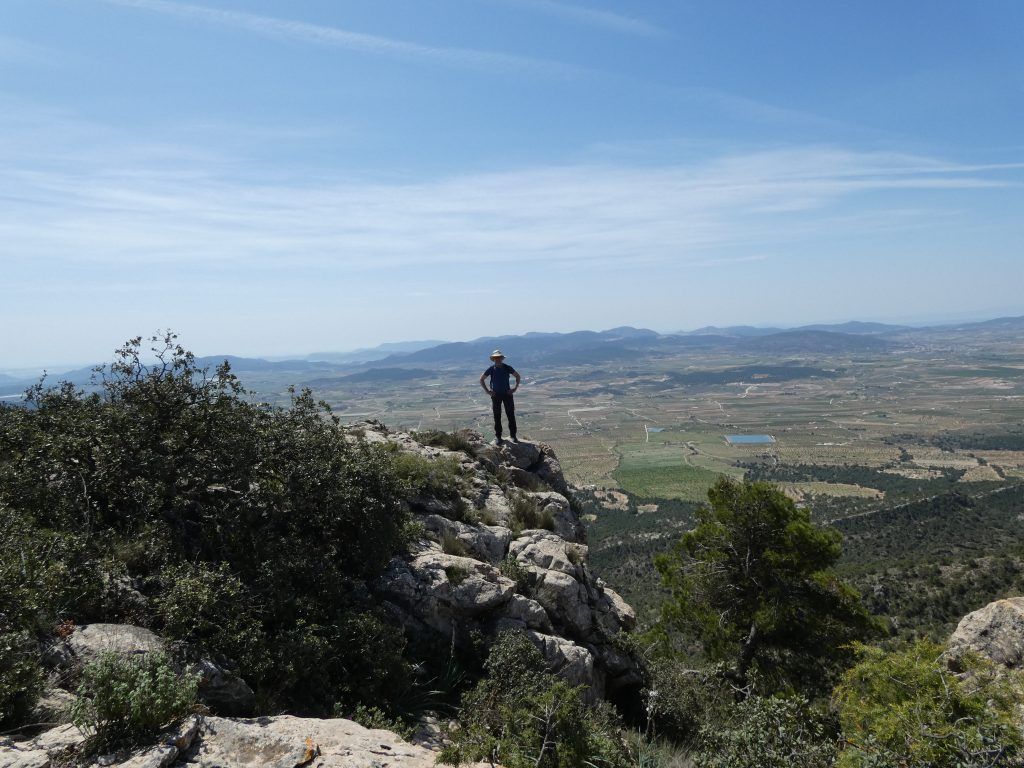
top-left (947, 597), bottom-right (1024, 669)
top-left (363, 425), bottom-right (640, 701)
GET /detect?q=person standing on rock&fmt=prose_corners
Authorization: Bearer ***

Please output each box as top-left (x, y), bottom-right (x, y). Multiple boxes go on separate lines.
top-left (480, 349), bottom-right (521, 444)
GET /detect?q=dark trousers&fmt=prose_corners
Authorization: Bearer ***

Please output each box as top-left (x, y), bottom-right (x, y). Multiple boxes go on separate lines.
top-left (491, 392), bottom-right (517, 438)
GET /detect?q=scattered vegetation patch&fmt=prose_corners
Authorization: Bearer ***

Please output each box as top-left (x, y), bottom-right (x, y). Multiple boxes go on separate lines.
top-left (509, 493), bottom-right (555, 534)
top-left (691, 694), bottom-right (839, 768)
top-left (392, 452), bottom-right (470, 502)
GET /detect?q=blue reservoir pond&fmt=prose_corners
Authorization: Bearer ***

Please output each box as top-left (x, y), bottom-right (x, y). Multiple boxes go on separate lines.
top-left (724, 434), bottom-right (776, 445)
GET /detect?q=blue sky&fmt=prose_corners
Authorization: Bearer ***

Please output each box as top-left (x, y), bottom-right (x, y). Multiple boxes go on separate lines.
top-left (1, 0), bottom-right (1022, 367)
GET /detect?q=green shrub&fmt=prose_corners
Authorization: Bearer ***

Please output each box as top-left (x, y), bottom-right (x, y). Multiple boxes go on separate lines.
top-left (643, 659), bottom-right (731, 745)
top-left (509, 493), bottom-right (555, 534)
top-left (412, 430), bottom-right (478, 456)
top-left (499, 556), bottom-right (531, 594)
top-left (345, 703), bottom-right (414, 740)
top-left (439, 631), bottom-right (630, 768)
top-left (0, 628), bottom-right (44, 730)
top-left (71, 651), bottom-right (198, 751)
top-left (154, 561), bottom-right (266, 681)
top-left (394, 453), bottom-right (468, 501)
top-left (691, 694), bottom-right (838, 768)
top-left (441, 531), bottom-right (469, 557)
top-left (834, 640), bottom-right (1024, 767)
top-left (445, 564), bottom-right (471, 586)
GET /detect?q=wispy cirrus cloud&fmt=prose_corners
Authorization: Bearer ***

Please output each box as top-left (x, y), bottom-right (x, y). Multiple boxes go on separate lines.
top-left (485, 0), bottom-right (666, 37)
top-left (0, 114), bottom-right (1018, 275)
top-left (96, 0), bottom-right (585, 77)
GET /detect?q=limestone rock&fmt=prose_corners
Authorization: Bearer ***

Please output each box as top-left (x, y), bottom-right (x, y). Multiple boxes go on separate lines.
top-left (534, 445), bottom-right (571, 498)
top-left (524, 632), bottom-right (599, 693)
top-left (598, 587), bottom-right (637, 633)
top-left (480, 487), bottom-right (513, 527)
top-left (498, 440), bottom-right (543, 470)
top-left (420, 515), bottom-right (510, 564)
top-left (502, 594), bottom-right (553, 633)
top-left (191, 659), bottom-right (257, 717)
top-left (530, 492), bottom-right (585, 543)
top-left (0, 748), bottom-right (51, 768)
top-left (2, 724), bottom-right (84, 768)
top-left (29, 688), bottom-right (76, 725)
top-left (68, 624), bottom-right (164, 666)
top-left (375, 553), bottom-right (516, 639)
top-left (181, 715), bottom-right (442, 768)
top-left (363, 425), bottom-right (640, 697)
top-left (509, 532), bottom-right (583, 577)
top-left (948, 597), bottom-right (1024, 668)
top-left (529, 569), bottom-right (594, 638)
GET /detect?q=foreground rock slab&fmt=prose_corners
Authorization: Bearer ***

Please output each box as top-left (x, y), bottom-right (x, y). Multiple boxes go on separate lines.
top-left (180, 716), bottom-right (443, 768)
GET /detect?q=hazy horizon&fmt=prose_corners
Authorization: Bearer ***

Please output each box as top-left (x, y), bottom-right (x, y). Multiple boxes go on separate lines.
top-left (2, 1), bottom-right (1022, 368)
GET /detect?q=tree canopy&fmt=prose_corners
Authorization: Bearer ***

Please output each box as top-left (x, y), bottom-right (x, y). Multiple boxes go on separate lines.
top-left (655, 477), bottom-right (879, 695)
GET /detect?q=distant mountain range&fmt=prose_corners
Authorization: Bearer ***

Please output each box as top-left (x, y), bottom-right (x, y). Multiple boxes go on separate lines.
top-left (679, 320), bottom-right (910, 337)
top-left (2, 315), bottom-right (1021, 397)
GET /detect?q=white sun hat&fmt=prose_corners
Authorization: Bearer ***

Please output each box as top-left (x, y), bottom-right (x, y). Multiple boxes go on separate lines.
top-left (489, 349), bottom-right (505, 360)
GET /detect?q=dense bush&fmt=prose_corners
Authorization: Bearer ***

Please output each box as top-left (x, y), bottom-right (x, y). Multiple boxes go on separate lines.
top-left (691, 695), bottom-right (838, 768)
top-left (0, 333), bottom-right (412, 718)
top-left (439, 631), bottom-right (630, 768)
top-left (0, 627), bottom-right (44, 729)
top-left (71, 651), bottom-right (197, 751)
top-left (643, 659), bottom-right (731, 744)
top-left (834, 640), bottom-right (1024, 767)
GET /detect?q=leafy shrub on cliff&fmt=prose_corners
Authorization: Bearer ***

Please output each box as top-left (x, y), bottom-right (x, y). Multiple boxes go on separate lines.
top-left (71, 651), bottom-right (197, 751)
top-left (0, 333), bottom-right (412, 718)
top-left (834, 640), bottom-right (1024, 767)
top-left (440, 631), bottom-right (630, 768)
top-left (691, 694), bottom-right (838, 768)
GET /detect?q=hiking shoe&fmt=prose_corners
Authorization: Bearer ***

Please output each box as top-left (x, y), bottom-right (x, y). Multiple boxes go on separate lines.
top-left (495, 437), bottom-right (504, 444)
top-left (511, 436), bottom-right (519, 443)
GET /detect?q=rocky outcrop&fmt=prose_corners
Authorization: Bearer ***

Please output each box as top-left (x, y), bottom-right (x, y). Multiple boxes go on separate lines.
top-left (948, 597), bottom-right (1024, 668)
top-left (365, 425), bottom-right (641, 700)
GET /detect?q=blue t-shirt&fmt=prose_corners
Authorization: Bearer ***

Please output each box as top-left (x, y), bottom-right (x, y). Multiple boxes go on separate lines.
top-left (484, 364), bottom-right (517, 394)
